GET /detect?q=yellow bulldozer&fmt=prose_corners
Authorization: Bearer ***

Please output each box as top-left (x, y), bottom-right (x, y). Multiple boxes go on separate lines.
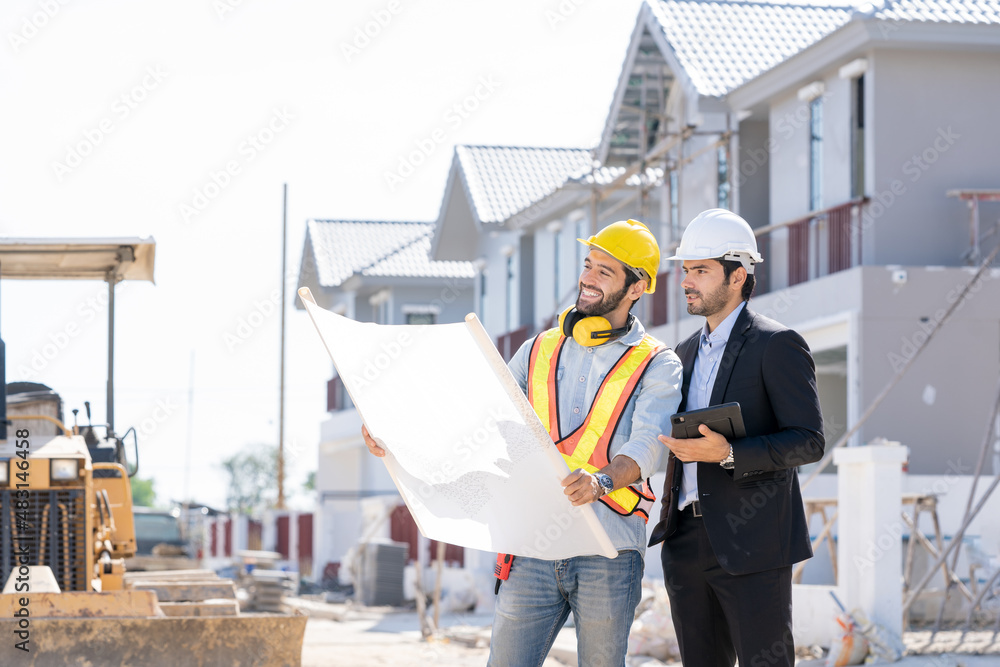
top-left (0, 238), bottom-right (306, 666)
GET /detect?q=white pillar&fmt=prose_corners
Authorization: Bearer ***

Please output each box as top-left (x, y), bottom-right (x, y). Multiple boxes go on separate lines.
top-left (289, 511), bottom-right (299, 569)
top-left (262, 510), bottom-right (276, 552)
top-left (834, 443), bottom-right (909, 638)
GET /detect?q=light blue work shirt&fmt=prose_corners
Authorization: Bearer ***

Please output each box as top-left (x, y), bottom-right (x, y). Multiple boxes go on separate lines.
top-left (509, 316), bottom-right (683, 555)
top-left (678, 301), bottom-right (746, 510)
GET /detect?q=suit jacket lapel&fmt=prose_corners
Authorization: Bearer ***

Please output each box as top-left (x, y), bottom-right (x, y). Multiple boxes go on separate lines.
top-left (663, 331), bottom-right (700, 525)
top-left (709, 306), bottom-right (753, 405)
top-left (678, 336), bottom-right (698, 412)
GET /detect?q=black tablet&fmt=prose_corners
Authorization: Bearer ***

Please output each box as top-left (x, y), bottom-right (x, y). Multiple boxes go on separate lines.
top-left (670, 402), bottom-right (746, 440)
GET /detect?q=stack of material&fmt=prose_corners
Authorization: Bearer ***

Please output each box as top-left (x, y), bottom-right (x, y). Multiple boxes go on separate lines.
top-left (123, 569), bottom-right (239, 617)
top-left (245, 569), bottom-right (299, 613)
top-left (360, 542), bottom-right (407, 607)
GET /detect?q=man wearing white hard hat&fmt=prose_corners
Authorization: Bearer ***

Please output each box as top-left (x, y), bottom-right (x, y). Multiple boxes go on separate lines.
top-left (648, 209), bottom-right (825, 667)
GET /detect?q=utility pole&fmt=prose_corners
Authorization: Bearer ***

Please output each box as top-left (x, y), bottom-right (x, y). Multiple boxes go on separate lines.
top-left (277, 183), bottom-right (288, 509)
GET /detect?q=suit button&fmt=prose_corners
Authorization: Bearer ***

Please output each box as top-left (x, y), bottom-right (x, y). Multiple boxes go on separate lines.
top-left (672, 486), bottom-right (679, 492)
top-left (742, 473), bottom-right (749, 478)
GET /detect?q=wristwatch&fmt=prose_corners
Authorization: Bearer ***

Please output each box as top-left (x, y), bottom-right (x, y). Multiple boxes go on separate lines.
top-left (595, 473), bottom-right (614, 497)
top-left (719, 445), bottom-right (735, 470)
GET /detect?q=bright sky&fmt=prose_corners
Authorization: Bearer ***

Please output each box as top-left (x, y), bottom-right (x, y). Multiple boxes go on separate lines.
top-left (0, 0), bottom-right (646, 510)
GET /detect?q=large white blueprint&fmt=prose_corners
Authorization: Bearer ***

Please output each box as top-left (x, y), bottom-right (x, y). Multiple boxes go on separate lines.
top-left (299, 288), bottom-right (616, 559)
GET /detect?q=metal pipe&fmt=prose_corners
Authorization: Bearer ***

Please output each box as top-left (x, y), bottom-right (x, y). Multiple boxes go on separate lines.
top-left (903, 470), bottom-right (1000, 614)
top-left (0, 258), bottom-right (5, 441)
top-left (106, 271), bottom-right (115, 436)
top-left (802, 241), bottom-right (1000, 488)
top-left (277, 183), bottom-right (288, 509)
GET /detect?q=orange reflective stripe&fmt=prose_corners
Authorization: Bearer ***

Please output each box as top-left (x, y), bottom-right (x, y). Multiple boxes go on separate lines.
top-left (527, 329), bottom-right (563, 438)
top-left (600, 487), bottom-right (654, 520)
top-left (593, 345), bottom-right (661, 465)
top-left (528, 331), bottom-right (665, 520)
top-left (558, 336), bottom-right (662, 467)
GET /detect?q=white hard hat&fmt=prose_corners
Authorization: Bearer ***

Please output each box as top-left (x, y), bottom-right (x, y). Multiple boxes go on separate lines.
top-left (668, 208), bottom-right (763, 274)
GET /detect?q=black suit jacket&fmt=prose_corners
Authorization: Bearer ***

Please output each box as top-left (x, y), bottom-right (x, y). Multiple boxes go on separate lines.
top-left (648, 306), bottom-right (825, 575)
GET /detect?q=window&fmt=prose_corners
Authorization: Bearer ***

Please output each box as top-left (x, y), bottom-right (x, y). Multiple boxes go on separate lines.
top-left (405, 312), bottom-right (435, 325)
top-left (717, 142), bottom-right (731, 210)
top-left (851, 75), bottom-right (865, 198)
top-left (670, 169), bottom-right (679, 231)
top-left (369, 289), bottom-right (391, 324)
top-left (576, 217), bottom-right (588, 276)
top-left (809, 97), bottom-right (823, 211)
top-left (506, 254), bottom-right (516, 331)
top-left (403, 305), bottom-right (438, 325)
top-left (479, 269), bottom-right (487, 321)
top-left (553, 225), bottom-right (561, 308)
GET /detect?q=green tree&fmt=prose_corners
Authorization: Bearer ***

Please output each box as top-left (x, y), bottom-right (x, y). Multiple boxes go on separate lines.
top-left (221, 445), bottom-right (278, 513)
top-left (303, 470), bottom-right (316, 492)
top-left (131, 477), bottom-right (156, 507)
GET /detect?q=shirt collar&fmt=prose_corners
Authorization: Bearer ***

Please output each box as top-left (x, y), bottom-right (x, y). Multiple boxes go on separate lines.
top-left (618, 314), bottom-right (646, 347)
top-left (701, 301), bottom-right (745, 349)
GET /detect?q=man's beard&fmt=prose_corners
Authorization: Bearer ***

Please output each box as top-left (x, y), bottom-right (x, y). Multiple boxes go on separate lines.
top-left (577, 283), bottom-right (630, 317)
top-left (685, 279), bottom-right (731, 317)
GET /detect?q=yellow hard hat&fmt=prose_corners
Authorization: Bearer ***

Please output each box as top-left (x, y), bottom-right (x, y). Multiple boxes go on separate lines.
top-left (577, 219), bottom-right (660, 294)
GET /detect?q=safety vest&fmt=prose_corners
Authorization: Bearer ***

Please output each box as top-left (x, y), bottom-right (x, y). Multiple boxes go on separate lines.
top-left (526, 328), bottom-right (663, 521)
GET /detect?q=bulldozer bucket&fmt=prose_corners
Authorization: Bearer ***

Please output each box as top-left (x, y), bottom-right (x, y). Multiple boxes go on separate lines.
top-left (0, 609), bottom-right (307, 667)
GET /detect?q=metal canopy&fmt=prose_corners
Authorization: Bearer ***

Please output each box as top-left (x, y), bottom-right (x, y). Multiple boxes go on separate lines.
top-left (0, 237), bottom-right (155, 283)
top-left (0, 236), bottom-right (157, 440)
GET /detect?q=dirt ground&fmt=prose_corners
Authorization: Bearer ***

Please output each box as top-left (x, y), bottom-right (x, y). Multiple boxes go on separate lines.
top-left (296, 600), bottom-right (1000, 667)
top-left (297, 602), bottom-right (588, 667)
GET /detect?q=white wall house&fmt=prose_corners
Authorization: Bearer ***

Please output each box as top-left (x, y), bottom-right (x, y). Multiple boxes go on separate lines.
top-left (427, 0), bottom-right (1000, 611)
top-left (432, 0), bottom-right (1000, 478)
top-left (301, 0), bottom-right (1000, 623)
top-left (297, 219), bottom-right (476, 581)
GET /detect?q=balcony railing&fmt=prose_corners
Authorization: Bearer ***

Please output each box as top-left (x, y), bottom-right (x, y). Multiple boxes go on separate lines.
top-left (496, 325), bottom-right (530, 363)
top-left (754, 198), bottom-right (868, 295)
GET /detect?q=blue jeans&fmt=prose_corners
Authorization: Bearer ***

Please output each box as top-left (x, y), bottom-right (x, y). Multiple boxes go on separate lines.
top-left (487, 550), bottom-right (643, 667)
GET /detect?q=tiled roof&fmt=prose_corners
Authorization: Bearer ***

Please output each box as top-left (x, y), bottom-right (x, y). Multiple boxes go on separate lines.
top-left (305, 220), bottom-right (474, 287)
top-left (648, 0), bottom-right (1000, 98)
top-left (649, 0), bottom-right (853, 97)
top-left (573, 165), bottom-right (665, 187)
top-left (868, 0), bottom-right (1000, 24)
top-left (455, 145), bottom-right (595, 224)
top-left (363, 234), bottom-right (475, 280)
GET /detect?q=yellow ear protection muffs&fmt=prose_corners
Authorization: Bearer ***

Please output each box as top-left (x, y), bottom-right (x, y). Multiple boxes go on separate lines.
top-left (558, 307), bottom-right (632, 347)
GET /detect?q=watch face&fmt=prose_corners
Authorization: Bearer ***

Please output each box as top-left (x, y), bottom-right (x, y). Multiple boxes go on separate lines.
top-left (598, 474), bottom-right (613, 493)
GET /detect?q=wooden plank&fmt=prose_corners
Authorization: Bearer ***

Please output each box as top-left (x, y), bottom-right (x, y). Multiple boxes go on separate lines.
top-left (158, 600), bottom-right (240, 617)
top-left (129, 582), bottom-right (236, 602)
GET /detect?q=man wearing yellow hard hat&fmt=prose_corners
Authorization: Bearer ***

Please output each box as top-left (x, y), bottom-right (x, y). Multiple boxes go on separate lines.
top-left (364, 218), bottom-right (681, 664)
top-left (487, 219), bottom-right (682, 665)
